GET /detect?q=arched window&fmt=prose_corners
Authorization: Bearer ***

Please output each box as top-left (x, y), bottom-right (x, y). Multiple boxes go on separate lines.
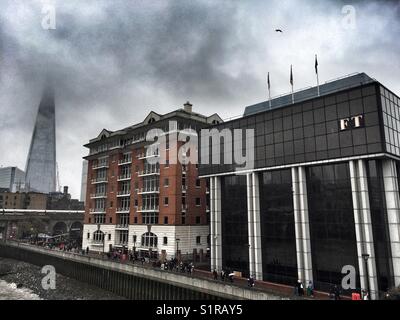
top-left (141, 232), bottom-right (158, 248)
top-left (93, 230), bottom-right (104, 242)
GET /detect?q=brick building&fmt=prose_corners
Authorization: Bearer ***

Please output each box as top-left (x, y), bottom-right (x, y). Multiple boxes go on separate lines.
top-left (82, 103), bottom-right (222, 261)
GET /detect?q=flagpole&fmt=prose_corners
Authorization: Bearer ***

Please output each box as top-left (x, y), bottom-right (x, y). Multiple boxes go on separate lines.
top-left (290, 65), bottom-right (294, 104)
top-left (315, 54), bottom-right (320, 97)
top-left (267, 72), bottom-right (272, 108)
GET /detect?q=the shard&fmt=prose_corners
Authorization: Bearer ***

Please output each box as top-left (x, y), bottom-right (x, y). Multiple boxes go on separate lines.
top-left (25, 86), bottom-right (56, 194)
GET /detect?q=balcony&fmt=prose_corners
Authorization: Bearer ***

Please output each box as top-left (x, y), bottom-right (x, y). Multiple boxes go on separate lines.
top-left (116, 207), bottom-right (130, 213)
top-left (92, 161), bottom-right (109, 170)
top-left (116, 224), bottom-right (129, 230)
top-left (91, 177), bottom-right (108, 184)
top-left (118, 157), bottom-right (132, 166)
top-left (138, 169), bottom-right (160, 177)
top-left (137, 205), bottom-right (159, 213)
top-left (117, 190), bottom-right (131, 197)
top-left (89, 208), bottom-right (106, 214)
top-left (138, 151), bottom-right (160, 160)
top-left (117, 173), bottom-right (131, 181)
top-left (138, 187), bottom-right (160, 195)
top-left (90, 192), bottom-right (107, 199)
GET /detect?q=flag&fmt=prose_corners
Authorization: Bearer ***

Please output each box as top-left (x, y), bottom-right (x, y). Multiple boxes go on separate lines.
top-left (315, 55), bottom-right (319, 75)
top-left (290, 65), bottom-right (293, 86)
top-left (267, 72), bottom-right (271, 90)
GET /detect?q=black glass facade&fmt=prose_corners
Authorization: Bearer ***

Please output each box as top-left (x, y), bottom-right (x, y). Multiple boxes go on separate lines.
top-left (200, 83), bottom-right (382, 176)
top-left (381, 86), bottom-right (400, 157)
top-left (306, 163), bottom-right (360, 292)
top-left (259, 170), bottom-right (297, 285)
top-left (366, 160), bottom-right (393, 292)
top-left (221, 175), bottom-right (249, 276)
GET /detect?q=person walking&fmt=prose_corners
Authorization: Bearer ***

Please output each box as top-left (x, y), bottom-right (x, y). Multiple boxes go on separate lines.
top-left (307, 280), bottom-right (314, 297)
top-left (296, 280), bottom-right (304, 296)
top-left (213, 270), bottom-right (218, 280)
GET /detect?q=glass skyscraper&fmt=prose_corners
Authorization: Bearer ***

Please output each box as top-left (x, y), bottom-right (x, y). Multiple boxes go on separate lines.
top-left (24, 86), bottom-right (56, 194)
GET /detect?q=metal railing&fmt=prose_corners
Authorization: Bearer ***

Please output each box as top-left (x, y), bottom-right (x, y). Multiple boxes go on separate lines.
top-left (117, 173), bottom-right (132, 181)
top-left (91, 177), bottom-right (108, 184)
top-left (137, 205), bottom-right (159, 212)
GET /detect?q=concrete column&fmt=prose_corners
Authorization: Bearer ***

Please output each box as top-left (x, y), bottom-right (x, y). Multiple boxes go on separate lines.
top-left (210, 177), bottom-right (216, 272)
top-left (246, 173), bottom-right (255, 278)
top-left (298, 167), bottom-right (313, 285)
top-left (214, 176), bottom-right (223, 271)
top-left (382, 159), bottom-right (400, 287)
top-left (292, 167), bottom-right (304, 282)
top-left (349, 160), bottom-right (379, 300)
top-left (292, 167), bottom-right (313, 285)
top-left (252, 172), bottom-right (263, 280)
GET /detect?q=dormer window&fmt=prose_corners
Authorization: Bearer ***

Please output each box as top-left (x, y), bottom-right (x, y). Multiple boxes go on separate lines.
top-left (148, 117), bottom-right (156, 124)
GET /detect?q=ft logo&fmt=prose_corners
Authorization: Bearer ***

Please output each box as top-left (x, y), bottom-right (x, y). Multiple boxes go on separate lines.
top-left (41, 265), bottom-right (56, 290)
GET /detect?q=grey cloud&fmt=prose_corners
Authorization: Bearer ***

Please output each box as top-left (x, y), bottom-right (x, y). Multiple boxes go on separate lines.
top-left (0, 0), bottom-right (399, 197)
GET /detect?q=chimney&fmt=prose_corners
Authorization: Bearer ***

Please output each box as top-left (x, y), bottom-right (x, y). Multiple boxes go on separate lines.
top-left (63, 186), bottom-right (68, 195)
top-left (183, 101), bottom-right (193, 113)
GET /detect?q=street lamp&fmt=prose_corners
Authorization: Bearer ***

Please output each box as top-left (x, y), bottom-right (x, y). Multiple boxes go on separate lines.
top-left (362, 253), bottom-right (371, 300)
top-left (103, 232), bottom-right (108, 255)
top-left (176, 238), bottom-right (180, 260)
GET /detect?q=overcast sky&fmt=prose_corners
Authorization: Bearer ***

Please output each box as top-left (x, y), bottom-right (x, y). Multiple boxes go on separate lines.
top-left (0, 0), bottom-right (399, 198)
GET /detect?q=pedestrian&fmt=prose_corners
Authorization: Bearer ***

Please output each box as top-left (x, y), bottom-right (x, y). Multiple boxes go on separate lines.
top-left (296, 280), bottom-right (304, 296)
top-left (307, 280), bottom-right (314, 297)
top-left (220, 270), bottom-right (225, 281)
top-left (362, 290), bottom-right (369, 300)
top-left (228, 272), bottom-right (234, 283)
top-left (333, 285), bottom-right (340, 300)
top-left (248, 276), bottom-right (255, 288)
top-left (86, 246), bottom-right (89, 255)
top-left (213, 270), bottom-right (218, 280)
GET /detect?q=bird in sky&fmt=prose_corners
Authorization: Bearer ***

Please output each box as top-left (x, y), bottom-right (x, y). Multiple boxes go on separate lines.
top-left (275, 29), bottom-right (283, 33)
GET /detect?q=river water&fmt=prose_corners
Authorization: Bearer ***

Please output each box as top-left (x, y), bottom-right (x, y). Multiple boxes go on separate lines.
top-left (0, 279), bottom-right (41, 300)
top-left (0, 257), bottom-right (125, 300)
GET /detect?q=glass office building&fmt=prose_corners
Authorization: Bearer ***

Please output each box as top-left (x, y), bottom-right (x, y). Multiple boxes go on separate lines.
top-left (200, 73), bottom-right (400, 299)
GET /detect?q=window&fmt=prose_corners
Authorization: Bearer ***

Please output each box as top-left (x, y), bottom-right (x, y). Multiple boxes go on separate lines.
top-left (164, 178), bottom-right (169, 187)
top-left (134, 199), bottom-right (138, 207)
top-left (134, 216), bottom-right (138, 224)
top-left (133, 235), bottom-right (137, 243)
top-left (196, 178), bottom-right (201, 187)
top-left (195, 198), bottom-right (201, 206)
top-left (196, 236), bottom-right (201, 245)
top-left (110, 201), bottom-right (113, 208)
top-left (141, 232), bottom-right (158, 247)
top-left (165, 159), bottom-right (170, 168)
top-left (181, 217), bottom-right (186, 224)
top-left (108, 234), bottom-right (111, 241)
top-left (163, 237), bottom-right (168, 245)
top-left (164, 197), bottom-right (169, 206)
top-left (93, 230), bottom-right (104, 242)
top-left (109, 217), bottom-right (112, 223)
top-left (196, 216), bottom-right (201, 224)
top-left (164, 216), bottom-right (168, 224)
top-left (88, 218), bottom-right (91, 224)
top-left (87, 233), bottom-right (90, 239)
